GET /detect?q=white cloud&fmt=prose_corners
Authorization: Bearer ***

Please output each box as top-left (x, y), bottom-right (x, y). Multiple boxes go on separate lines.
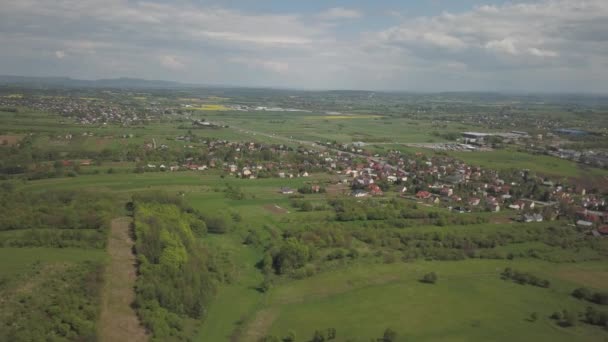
top-left (528, 47), bottom-right (559, 58)
top-left (159, 55), bottom-right (185, 70)
top-left (0, 0), bottom-right (606, 91)
top-left (485, 38), bottom-right (519, 55)
top-left (375, 0), bottom-right (608, 71)
top-left (319, 7), bottom-right (362, 20)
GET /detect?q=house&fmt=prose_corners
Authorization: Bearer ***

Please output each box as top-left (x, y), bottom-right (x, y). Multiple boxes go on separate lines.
top-left (522, 213), bottom-right (543, 223)
top-left (468, 198), bottom-right (481, 206)
top-left (369, 184), bottom-right (383, 196)
top-left (352, 190), bottom-right (369, 198)
top-left (440, 188), bottom-right (453, 197)
top-left (280, 187), bottom-right (294, 195)
top-left (416, 191), bottom-right (432, 199)
top-left (489, 203), bottom-right (500, 212)
top-left (311, 185), bottom-right (321, 193)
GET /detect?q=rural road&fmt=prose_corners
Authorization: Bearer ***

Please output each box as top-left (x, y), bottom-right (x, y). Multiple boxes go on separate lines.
top-left (99, 217), bottom-right (148, 342)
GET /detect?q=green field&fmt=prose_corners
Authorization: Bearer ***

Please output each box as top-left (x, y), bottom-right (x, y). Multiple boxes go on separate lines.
top-left (451, 149), bottom-right (608, 179)
top-left (2, 91), bottom-right (608, 342)
top-left (258, 260), bottom-right (608, 341)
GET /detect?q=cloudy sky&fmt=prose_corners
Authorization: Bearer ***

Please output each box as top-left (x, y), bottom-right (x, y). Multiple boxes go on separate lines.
top-left (1, 0), bottom-right (607, 92)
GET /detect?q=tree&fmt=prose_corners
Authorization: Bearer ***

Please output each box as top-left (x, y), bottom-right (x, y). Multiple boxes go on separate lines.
top-left (326, 327), bottom-right (336, 340)
top-left (592, 291), bottom-right (608, 305)
top-left (312, 330), bottom-right (326, 342)
top-left (421, 272), bottom-right (438, 284)
top-left (530, 312), bottom-right (538, 322)
top-left (561, 310), bottom-right (577, 327)
top-left (301, 201), bottom-right (313, 212)
top-left (282, 330), bottom-right (296, 342)
top-left (273, 238), bottom-right (311, 274)
top-left (572, 287), bottom-right (592, 301)
top-left (381, 328), bottom-right (397, 342)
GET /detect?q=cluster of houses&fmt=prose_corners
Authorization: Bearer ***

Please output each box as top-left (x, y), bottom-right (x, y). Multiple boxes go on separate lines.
top-left (0, 94), bottom-right (172, 125)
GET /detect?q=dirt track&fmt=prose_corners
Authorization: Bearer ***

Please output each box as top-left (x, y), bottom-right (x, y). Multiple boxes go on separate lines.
top-left (98, 217), bottom-right (148, 342)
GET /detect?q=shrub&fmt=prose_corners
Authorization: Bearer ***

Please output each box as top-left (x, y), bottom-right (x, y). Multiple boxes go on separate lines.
top-left (421, 272), bottom-right (438, 284)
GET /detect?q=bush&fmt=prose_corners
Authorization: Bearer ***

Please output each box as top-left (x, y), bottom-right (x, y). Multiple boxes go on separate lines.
top-left (381, 328), bottom-right (398, 342)
top-left (501, 268), bottom-right (550, 288)
top-left (421, 272), bottom-right (438, 284)
top-left (572, 287), bottom-right (592, 301)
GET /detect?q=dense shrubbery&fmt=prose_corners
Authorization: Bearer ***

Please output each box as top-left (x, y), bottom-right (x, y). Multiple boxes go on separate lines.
top-left (0, 190), bottom-right (113, 231)
top-left (572, 287), bottom-right (608, 305)
top-left (330, 198), bottom-right (488, 226)
top-left (0, 261), bottom-right (103, 341)
top-left (0, 189), bottom-right (115, 248)
top-left (133, 194), bottom-right (224, 340)
top-left (501, 268), bottom-right (550, 288)
top-left (583, 306), bottom-right (608, 327)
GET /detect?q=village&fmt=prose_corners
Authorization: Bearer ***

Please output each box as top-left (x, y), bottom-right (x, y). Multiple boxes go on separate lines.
top-left (127, 131), bottom-right (608, 237)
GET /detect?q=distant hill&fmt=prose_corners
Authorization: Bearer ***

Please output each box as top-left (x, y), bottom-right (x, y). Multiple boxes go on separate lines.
top-left (0, 75), bottom-right (190, 89)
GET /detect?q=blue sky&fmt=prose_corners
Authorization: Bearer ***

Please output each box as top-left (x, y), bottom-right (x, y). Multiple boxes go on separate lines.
top-left (1, 0), bottom-right (607, 92)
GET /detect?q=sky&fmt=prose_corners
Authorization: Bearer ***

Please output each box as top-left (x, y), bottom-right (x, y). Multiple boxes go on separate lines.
top-left (1, 0), bottom-right (607, 92)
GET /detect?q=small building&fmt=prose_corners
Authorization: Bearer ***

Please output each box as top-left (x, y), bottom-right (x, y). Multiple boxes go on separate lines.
top-left (468, 198), bottom-right (481, 206)
top-left (280, 187), bottom-right (294, 195)
top-left (576, 220), bottom-right (594, 228)
top-left (522, 213), bottom-right (543, 223)
top-left (416, 191), bottom-right (432, 199)
top-left (352, 190), bottom-right (369, 198)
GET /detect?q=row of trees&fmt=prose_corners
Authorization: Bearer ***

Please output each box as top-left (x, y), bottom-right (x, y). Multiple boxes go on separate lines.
top-left (501, 268), bottom-right (551, 288)
top-left (260, 327), bottom-right (398, 342)
top-left (132, 193), bottom-right (225, 340)
top-left (572, 287), bottom-right (608, 305)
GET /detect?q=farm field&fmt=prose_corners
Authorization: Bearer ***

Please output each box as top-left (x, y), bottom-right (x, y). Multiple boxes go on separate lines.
top-left (258, 260), bottom-right (608, 342)
top-left (1, 87), bottom-right (608, 342)
top-left (450, 149), bottom-right (608, 179)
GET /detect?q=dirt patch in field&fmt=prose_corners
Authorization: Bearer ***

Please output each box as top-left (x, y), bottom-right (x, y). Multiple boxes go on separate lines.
top-left (555, 266), bottom-right (608, 290)
top-left (490, 216), bottom-right (514, 224)
top-left (326, 184), bottom-right (349, 197)
top-left (263, 204), bottom-right (289, 214)
top-left (565, 174), bottom-right (608, 192)
top-left (98, 217), bottom-right (148, 342)
top-left (241, 308), bottom-right (279, 342)
top-left (95, 138), bottom-right (112, 148)
top-left (0, 134), bottom-right (23, 146)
